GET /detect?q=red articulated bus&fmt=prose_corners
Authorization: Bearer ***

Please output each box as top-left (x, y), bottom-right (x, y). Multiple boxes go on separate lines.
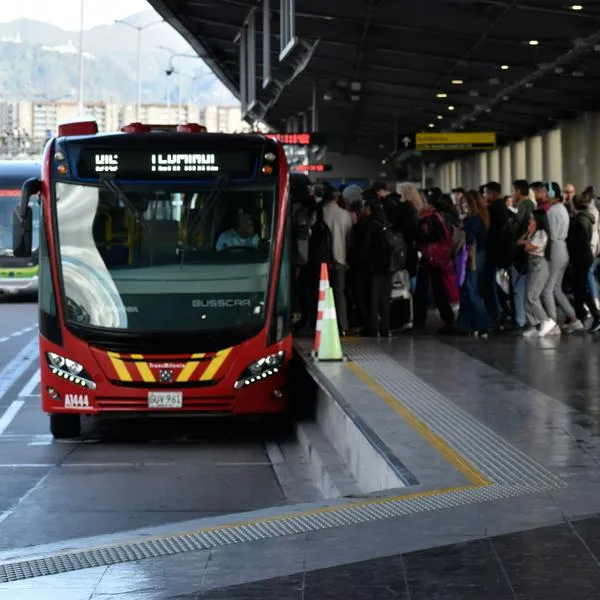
top-left (13, 120), bottom-right (292, 439)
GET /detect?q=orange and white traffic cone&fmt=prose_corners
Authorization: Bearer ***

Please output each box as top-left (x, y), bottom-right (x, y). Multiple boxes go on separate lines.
top-left (313, 263), bottom-right (330, 355)
top-left (312, 263), bottom-right (345, 362)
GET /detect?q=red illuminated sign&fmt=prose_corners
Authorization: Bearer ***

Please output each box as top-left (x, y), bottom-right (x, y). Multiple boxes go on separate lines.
top-left (291, 164), bottom-right (332, 173)
top-left (265, 132), bottom-right (327, 146)
top-left (0, 189), bottom-right (19, 197)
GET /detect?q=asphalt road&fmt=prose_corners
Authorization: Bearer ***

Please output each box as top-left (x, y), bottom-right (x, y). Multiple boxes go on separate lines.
top-left (0, 298), bottom-right (309, 553)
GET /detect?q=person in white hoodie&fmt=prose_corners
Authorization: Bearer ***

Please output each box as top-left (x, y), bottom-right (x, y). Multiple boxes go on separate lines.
top-left (541, 181), bottom-right (581, 334)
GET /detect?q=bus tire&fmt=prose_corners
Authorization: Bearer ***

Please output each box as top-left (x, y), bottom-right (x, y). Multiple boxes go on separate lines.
top-left (50, 414), bottom-right (81, 439)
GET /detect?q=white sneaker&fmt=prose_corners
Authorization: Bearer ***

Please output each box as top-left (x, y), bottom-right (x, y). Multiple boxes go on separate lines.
top-left (539, 319), bottom-right (557, 337)
top-left (565, 320), bottom-right (584, 332)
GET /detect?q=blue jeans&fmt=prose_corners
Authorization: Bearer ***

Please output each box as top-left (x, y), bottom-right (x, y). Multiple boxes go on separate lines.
top-left (588, 259), bottom-right (599, 302)
top-left (481, 258), bottom-right (500, 322)
top-left (458, 250), bottom-right (493, 333)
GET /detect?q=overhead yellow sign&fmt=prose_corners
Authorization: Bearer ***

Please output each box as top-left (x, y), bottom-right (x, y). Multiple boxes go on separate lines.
top-left (416, 132), bottom-right (496, 151)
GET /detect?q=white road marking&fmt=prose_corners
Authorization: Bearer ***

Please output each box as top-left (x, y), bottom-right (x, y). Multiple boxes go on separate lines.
top-left (62, 462), bottom-right (172, 467)
top-left (0, 336), bottom-right (39, 402)
top-left (0, 324), bottom-right (36, 345)
top-left (18, 368), bottom-right (40, 397)
top-left (0, 469), bottom-right (52, 526)
top-left (0, 464), bottom-right (54, 468)
top-left (0, 401), bottom-right (25, 436)
top-left (0, 462), bottom-right (172, 468)
top-left (216, 461), bottom-right (272, 466)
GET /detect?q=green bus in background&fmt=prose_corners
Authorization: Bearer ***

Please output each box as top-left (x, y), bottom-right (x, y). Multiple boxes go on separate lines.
top-left (0, 161), bottom-right (41, 297)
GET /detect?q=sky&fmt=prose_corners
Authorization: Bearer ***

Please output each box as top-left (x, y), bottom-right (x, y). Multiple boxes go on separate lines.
top-left (0, 0), bottom-right (153, 31)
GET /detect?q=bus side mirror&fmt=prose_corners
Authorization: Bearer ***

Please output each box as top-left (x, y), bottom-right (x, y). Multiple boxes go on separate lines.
top-left (13, 178), bottom-right (41, 258)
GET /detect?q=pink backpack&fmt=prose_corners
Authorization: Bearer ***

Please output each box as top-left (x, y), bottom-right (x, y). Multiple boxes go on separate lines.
top-left (421, 212), bottom-right (454, 271)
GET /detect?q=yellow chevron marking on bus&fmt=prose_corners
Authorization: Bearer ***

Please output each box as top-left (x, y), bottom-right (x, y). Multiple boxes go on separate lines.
top-left (130, 354), bottom-right (155, 382)
top-left (107, 352), bottom-right (132, 382)
top-left (200, 348), bottom-right (232, 381)
top-left (177, 353), bottom-right (205, 382)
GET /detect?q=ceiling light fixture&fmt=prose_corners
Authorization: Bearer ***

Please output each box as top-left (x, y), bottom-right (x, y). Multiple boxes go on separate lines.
top-left (500, 64), bottom-right (510, 70)
top-left (436, 92), bottom-right (448, 98)
top-left (571, 4), bottom-right (583, 10)
top-left (448, 105), bottom-right (455, 111)
top-left (451, 79), bottom-right (463, 85)
top-left (528, 39), bottom-right (539, 46)
top-left (428, 123), bottom-right (434, 128)
top-left (437, 115), bottom-right (443, 120)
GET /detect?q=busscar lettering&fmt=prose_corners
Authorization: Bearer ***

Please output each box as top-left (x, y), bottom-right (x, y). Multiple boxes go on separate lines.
top-left (192, 299), bottom-right (252, 308)
top-left (64, 394), bottom-right (90, 408)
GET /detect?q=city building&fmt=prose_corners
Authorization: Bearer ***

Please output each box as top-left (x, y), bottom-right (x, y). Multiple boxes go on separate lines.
top-left (200, 105), bottom-right (251, 133)
top-left (0, 100), bottom-right (263, 155)
top-left (120, 103), bottom-right (201, 127)
top-left (0, 100), bottom-right (120, 141)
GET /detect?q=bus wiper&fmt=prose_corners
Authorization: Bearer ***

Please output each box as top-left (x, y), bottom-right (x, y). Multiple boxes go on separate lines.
top-left (185, 174), bottom-right (230, 240)
top-left (100, 176), bottom-right (149, 231)
top-left (179, 175), bottom-right (230, 268)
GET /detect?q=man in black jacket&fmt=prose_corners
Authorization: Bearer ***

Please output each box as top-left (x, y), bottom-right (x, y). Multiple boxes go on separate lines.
top-left (357, 198), bottom-right (393, 337)
top-left (568, 195), bottom-right (600, 333)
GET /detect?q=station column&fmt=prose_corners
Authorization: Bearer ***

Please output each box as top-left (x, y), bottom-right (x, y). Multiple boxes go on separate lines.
top-left (500, 146), bottom-right (512, 194)
top-left (584, 112), bottom-right (600, 191)
top-left (488, 149), bottom-right (500, 184)
top-left (561, 117), bottom-right (586, 190)
top-left (526, 136), bottom-right (543, 182)
top-left (478, 153), bottom-right (488, 186)
top-left (542, 128), bottom-right (562, 185)
top-left (511, 140), bottom-right (527, 180)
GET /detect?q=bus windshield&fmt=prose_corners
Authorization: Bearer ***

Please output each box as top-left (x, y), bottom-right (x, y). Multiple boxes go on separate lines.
top-left (0, 189), bottom-right (40, 256)
top-left (54, 180), bottom-right (277, 332)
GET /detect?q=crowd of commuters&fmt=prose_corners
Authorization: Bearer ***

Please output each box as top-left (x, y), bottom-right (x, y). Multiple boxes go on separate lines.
top-left (291, 174), bottom-right (600, 338)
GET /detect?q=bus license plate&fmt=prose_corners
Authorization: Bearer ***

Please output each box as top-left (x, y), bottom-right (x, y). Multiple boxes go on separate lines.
top-left (148, 391), bottom-right (183, 409)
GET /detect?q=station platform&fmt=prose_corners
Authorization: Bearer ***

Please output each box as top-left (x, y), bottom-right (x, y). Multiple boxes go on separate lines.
top-left (2, 331), bottom-right (600, 599)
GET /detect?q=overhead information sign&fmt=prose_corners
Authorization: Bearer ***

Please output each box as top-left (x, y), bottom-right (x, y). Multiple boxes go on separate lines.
top-left (398, 132), bottom-right (496, 151)
top-left (75, 148), bottom-right (255, 180)
top-left (291, 164), bottom-right (332, 173)
top-left (265, 132), bottom-right (327, 146)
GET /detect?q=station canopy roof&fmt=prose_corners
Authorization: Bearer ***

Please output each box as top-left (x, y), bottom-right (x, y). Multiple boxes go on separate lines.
top-left (148, 0), bottom-right (600, 164)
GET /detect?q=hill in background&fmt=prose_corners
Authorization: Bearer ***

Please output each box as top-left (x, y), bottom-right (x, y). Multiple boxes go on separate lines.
top-left (0, 11), bottom-right (237, 105)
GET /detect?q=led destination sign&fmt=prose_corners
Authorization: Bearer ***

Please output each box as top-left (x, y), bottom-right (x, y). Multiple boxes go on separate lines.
top-left (94, 153), bottom-right (220, 174)
top-left (76, 148), bottom-right (256, 180)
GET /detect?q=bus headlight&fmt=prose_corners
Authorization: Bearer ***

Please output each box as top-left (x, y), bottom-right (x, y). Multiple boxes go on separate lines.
top-left (234, 351), bottom-right (284, 389)
top-left (45, 352), bottom-right (96, 390)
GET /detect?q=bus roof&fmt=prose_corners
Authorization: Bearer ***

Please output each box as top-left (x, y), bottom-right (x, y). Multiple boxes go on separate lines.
top-left (0, 160), bottom-right (42, 187)
top-left (57, 131), bottom-right (279, 150)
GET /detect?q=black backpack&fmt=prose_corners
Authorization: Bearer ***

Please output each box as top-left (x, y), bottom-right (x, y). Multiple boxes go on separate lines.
top-left (381, 225), bottom-right (407, 273)
top-left (496, 211), bottom-right (520, 269)
top-left (308, 208), bottom-right (333, 265)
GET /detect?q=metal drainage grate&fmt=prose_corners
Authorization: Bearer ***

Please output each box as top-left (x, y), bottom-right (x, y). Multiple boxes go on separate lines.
top-left (0, 480), bottom-right (564, 583)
